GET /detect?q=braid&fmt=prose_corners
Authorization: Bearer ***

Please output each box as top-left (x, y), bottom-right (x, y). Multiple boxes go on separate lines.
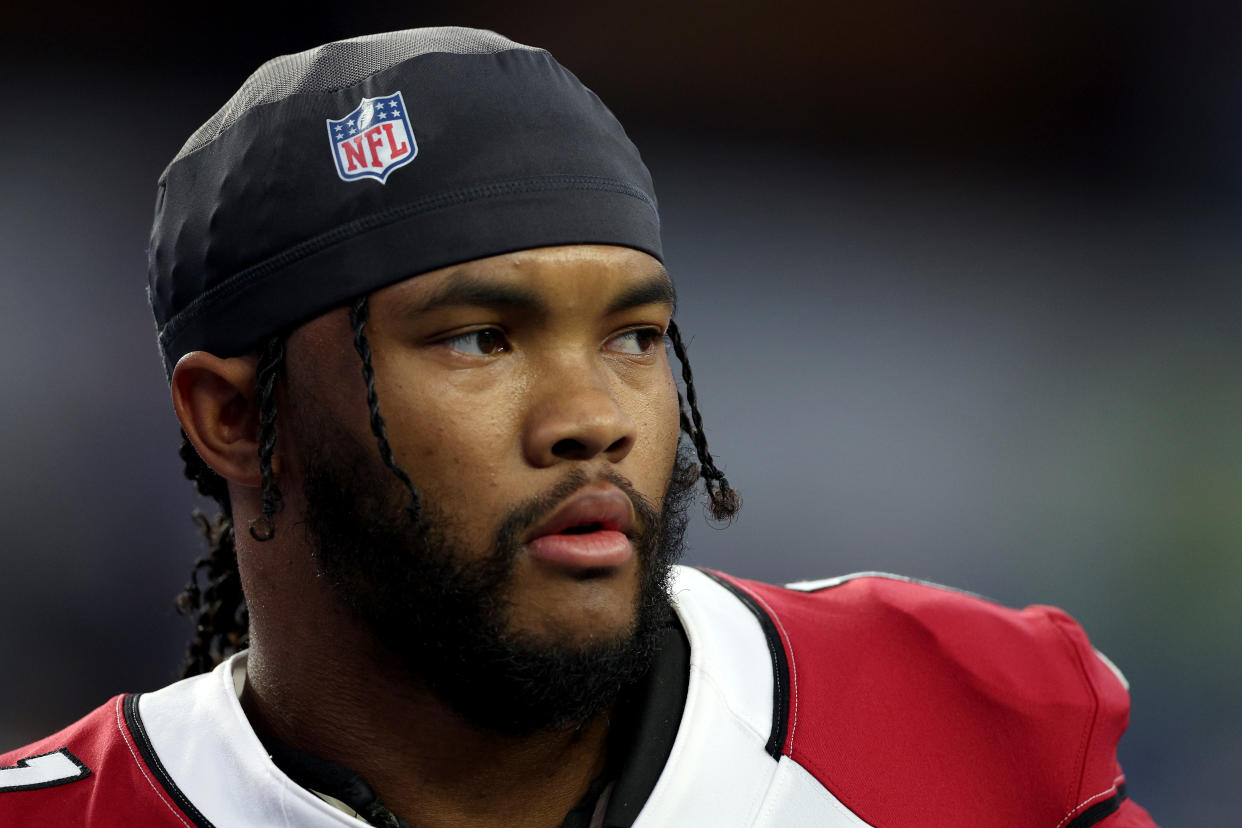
top-left (348, 295), bottom-right (421, 518)
top-left (174, 333), bottom-right (286, 678)
top-left (667, 320), bottom-right (740, 521)
top-left (249, 335), bottom-right (286, 541)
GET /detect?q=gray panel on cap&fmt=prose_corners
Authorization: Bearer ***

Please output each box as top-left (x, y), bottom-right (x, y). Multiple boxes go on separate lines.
top-left (172, 28), bottom-right (543, 168)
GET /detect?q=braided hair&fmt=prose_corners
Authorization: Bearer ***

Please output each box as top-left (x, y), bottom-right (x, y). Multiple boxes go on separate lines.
top-left (666, 320), bottom-right (740, 522)
top-left (174, 304), bottom-right (738, 676)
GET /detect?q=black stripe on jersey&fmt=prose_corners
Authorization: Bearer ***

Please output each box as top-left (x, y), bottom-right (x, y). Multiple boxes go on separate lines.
top-left (698, 569), bottom-right (790, 759)
top-left (123, 694), bottom-right (217, 828)
top-left (1064, 783), bottom-right (1128, 828)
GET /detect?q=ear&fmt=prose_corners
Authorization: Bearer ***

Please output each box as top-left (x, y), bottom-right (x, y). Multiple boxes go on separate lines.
top-left (171, 351), bottom-right (266, 488)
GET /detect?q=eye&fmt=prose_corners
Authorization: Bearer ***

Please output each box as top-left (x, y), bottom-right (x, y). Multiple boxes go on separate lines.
top-left (606, 327), bottom-right (664, 355)
top-left (442, 328), bottom-right (510, 356)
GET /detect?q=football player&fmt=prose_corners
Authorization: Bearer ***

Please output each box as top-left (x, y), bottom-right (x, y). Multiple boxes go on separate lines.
top-left (0, 28), bottom-right (1157, 827)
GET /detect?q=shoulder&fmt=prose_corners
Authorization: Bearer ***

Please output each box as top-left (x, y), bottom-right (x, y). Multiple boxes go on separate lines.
top-left (697, 569), bottom-right (1149, 828)
top-left (0, 695), bottom-right (204, 827)
top-left (716, 569), bottom-right (1128, 693)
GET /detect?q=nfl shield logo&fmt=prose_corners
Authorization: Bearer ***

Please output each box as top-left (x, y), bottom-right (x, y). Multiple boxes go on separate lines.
top-left (326, 91), bottom-right (418, 184)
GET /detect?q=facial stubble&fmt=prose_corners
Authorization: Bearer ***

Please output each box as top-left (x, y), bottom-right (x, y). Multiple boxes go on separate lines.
top-left (294, 406), bottom-right (695, 737)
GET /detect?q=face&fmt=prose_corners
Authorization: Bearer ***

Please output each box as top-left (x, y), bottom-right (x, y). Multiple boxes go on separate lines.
top-left (279, 245), bottom-right (691, 733)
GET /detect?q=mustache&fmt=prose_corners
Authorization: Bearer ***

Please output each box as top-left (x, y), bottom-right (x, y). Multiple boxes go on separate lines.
top-left (495, 468), bottom-right (659, 552)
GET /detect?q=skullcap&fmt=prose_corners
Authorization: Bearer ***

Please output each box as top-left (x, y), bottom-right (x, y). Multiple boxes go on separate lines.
top-left (147, 27), bottom-right (661, 379)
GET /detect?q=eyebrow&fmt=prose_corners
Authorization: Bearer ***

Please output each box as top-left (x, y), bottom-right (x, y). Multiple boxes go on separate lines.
top-left (398, 266), bottom-right (677, 318)
top-left (408, 274), bottom-right (542, 316)
top-left (605, 267), bottom-right (677, 316)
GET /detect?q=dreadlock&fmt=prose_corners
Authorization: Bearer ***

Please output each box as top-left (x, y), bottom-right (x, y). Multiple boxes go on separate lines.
top-left (174, 306), bottom-right (737, 676)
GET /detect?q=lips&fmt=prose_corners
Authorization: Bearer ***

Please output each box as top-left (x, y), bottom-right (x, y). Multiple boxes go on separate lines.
top-left (526, 485), bottom-right (636, 542)
top-left (524, 485), bottom-right (637, 570)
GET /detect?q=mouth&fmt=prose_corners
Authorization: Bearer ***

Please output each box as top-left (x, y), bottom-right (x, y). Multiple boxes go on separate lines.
top-left (524, 486), bottom-right (637, 570)
top-left (559, 522), bottom-right (605, 534)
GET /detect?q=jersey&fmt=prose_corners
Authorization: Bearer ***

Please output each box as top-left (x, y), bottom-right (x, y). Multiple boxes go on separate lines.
top-left (0, 566), bottom-right (1158, 826)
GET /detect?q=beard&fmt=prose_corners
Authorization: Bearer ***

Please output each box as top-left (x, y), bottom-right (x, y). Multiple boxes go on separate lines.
top-left (292, 407), bottom-right (695, 738)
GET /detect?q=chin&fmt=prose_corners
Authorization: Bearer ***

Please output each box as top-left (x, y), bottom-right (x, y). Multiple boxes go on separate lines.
top-left (506, 567), bottom-right (643, 644)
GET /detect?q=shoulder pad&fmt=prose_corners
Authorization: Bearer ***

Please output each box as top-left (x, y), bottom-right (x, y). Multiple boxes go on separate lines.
top-left (708, 571), bottom-right (1136, 828)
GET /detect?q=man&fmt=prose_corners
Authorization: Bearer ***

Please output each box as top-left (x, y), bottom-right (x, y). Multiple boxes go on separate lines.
top-left (0, 28), bottom-right (1156, 827)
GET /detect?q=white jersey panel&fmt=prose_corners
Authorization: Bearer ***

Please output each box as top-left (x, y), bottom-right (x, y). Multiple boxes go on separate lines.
top-left (754, 757), bottom-right (875, 828)
top-left (667, 567), bottom-right (774, 739)
top-left (632, 567), bottom-right (778, 826)
top-left (633, 686), bottom-right (775, 827)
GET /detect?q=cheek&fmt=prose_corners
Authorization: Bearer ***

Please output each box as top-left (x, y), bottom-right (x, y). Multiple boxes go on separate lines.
top-left (628, 370), bottom-right (683, 493)
top-left (282, 310), bottom-right (383, 481)
top-left (659, 376), bottom-right (682, 474)
top-left (370, 360), bottom-right (524, 517)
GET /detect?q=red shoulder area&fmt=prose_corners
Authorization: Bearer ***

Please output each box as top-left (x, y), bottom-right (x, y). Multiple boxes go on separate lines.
top-left (715, 572), bottom-right (1144, 828)
top-left (0, 696), bottom-right (192, 827)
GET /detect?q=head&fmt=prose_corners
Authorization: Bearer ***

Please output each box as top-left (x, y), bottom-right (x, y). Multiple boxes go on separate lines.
top-left (155, 29), bottom-right (737, 735)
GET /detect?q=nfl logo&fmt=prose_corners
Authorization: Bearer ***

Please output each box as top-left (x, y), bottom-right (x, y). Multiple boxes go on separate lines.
top-left (326, 91), bottom-right (418, 184)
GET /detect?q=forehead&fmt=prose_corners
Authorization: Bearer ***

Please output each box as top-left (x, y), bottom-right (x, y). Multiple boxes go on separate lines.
top-left (372, 244), bottom-right (673, 314)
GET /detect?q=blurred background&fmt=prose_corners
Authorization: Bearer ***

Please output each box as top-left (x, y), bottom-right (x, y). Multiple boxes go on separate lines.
top-left (2, 1), bottom-right (1239, 822)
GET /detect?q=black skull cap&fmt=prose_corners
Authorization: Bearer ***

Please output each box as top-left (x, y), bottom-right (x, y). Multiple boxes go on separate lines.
top-left (147, 27), bottom-right (662, 380)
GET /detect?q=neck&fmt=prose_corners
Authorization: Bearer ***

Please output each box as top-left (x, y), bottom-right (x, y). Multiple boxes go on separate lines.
top-left (241, 606), bottom-right (612, 828)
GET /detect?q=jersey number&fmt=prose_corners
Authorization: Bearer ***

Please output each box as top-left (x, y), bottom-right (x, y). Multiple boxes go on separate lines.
top-left (0, 749), bottom-right (91, 792)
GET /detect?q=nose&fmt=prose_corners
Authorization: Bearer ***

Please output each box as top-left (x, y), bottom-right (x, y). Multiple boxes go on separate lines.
top-left (522, 366), bottom-right (637, 468)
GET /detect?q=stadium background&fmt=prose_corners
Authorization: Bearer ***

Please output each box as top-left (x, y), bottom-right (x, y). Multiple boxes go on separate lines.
top-left (2, 2), bottom-right (1239, 823)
